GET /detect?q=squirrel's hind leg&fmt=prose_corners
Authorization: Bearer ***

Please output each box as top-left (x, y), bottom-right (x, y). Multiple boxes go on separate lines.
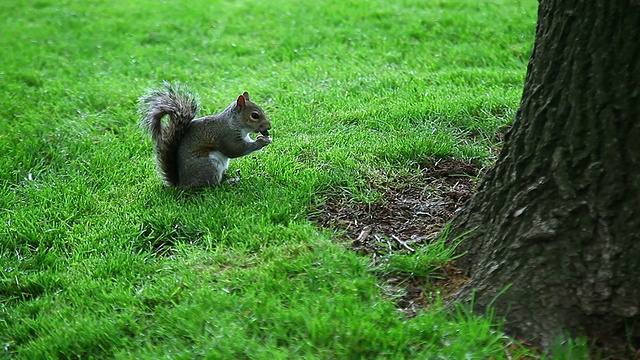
top-left (177, 152), bottom-right (228, 187)
top-left (207, 151), bottom-right (230, 185)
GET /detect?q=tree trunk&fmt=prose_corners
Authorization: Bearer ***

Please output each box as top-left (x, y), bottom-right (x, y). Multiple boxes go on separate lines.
top-left (448, 0), bottom-right (640, 353)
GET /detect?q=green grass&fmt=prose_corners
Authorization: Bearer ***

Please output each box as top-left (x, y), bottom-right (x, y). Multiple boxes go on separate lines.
top-left (0, 0), bottom-right (587, 358)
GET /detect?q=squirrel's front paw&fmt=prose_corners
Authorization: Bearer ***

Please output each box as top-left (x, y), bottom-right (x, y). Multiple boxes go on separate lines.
top-left (256, 135), bottom-right (272, 147)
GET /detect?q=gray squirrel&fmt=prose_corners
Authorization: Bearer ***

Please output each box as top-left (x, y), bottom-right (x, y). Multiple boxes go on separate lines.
top-left (139, 82), bottom-right (272, 187)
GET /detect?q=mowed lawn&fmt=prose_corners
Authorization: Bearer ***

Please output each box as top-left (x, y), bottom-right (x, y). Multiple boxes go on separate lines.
top-left (0, 0), bottom-right (581, 358)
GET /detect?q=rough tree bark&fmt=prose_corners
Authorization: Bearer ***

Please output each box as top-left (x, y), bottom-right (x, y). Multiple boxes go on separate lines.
top-left (448, 0), bottom-right (640, 352)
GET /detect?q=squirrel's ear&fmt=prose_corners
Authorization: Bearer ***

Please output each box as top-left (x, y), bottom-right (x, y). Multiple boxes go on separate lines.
top-left (242, 91), bottom-right (250, 101)
top-left (237, 94), bottom-right (246, 106)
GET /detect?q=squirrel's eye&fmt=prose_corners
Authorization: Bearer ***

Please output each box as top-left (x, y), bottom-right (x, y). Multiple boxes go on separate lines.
top-left (250, 112), bottom-right (260, 120)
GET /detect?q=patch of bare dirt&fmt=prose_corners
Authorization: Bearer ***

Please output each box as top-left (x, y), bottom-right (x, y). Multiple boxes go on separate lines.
top-left (311, 158), bottom-right (480, 314)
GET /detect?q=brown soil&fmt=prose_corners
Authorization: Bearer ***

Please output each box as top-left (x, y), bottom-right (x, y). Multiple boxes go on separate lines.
top-left (311, 158), bottom-right (480, 314)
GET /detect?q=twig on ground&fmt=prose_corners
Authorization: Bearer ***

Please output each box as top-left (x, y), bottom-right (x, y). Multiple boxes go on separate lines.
top-left (355, 226), bottom-right (372, 243)
top-left (390, 234), bottom-right (415, 252)
top-left (374, 234), bottom-right (392, 251)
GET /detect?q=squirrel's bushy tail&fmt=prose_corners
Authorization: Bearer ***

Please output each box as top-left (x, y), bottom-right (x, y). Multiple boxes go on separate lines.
top-left (138, 81), bottom-right (199, 186)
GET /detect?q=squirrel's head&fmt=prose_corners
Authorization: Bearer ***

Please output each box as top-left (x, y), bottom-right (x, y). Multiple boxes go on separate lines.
top-left (236, 92), bottom-right (271, 137)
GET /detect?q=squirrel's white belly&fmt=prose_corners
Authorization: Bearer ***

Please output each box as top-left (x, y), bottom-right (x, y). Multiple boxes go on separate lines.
top-left (208, 151), bottom-right (230, 175)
